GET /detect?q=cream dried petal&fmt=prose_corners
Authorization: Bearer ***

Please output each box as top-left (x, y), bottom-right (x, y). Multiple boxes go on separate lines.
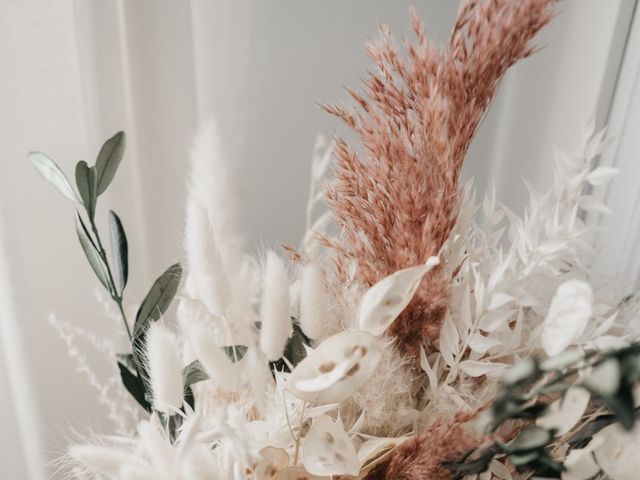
top-left (253, 447), bottom-right (290, 480)
top-left (358, 436), bottom-right (407, 472)
top-left (302, 415), bottom-right (359, 476)
top-left (542, 280), bottom-right (593, 356)
top-left (287, 331), bottom-right (382, 404)
top-left (357, 257), bottom-right (439, 336)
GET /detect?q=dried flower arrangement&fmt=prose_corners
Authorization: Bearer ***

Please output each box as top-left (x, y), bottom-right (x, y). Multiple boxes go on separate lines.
top-left (30, 1), bottom-right (640, 479)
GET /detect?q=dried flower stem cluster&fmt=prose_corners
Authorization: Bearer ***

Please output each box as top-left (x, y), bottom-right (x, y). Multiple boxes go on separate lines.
top-left (324, 0), bottom-right (554, 358)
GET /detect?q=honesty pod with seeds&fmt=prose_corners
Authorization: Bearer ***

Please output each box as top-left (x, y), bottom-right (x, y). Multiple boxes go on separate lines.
top-left (30, 1), bottom-right (640, 479)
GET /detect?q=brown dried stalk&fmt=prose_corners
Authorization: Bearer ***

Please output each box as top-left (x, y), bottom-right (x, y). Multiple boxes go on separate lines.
top-left (324, 0), bottom-right (554, 358)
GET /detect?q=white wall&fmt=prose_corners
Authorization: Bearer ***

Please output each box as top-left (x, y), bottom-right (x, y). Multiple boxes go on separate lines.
top-left (0, 1), bottom-right (635, 478)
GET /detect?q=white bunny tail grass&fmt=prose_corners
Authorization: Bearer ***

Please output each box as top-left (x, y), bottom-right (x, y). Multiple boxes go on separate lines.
top-left (185, 120), bottom-right (259, 310)
top-left (340, 338), bottom-right (420, 436)
top-left (182, 318), bottom-right (240, 392)
top-left (145, 323), bottom-right (184, 414)
top-left (68, 444), bottom-right (145, 476)
top-left (259, 251), bottom-right (292, 361)
top-left (298, 263), bottom-right (330, 340)
top-left (183, 199), bottom-right (231, 315)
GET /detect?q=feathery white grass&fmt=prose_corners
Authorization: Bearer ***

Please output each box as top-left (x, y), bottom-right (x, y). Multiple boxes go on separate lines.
top-left (145, 323), bottom-right (184, 414)
top-left (68, 444), bottom-right (145, 476)
top-left (182, 318), bottom-right (239, 392)
top-left (259, 251), bottom-right (292, 361)
top-left (298, 264), bottom-right (329, 340)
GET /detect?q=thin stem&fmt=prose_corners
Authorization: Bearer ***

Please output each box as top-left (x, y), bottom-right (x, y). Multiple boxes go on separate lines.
top-left (293, 401), bottom-right (307, 465)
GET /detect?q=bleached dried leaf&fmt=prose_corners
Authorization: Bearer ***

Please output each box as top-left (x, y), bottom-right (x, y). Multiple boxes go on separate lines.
top-left (537, 387), bottom-right (590, 435)
top-left (468, 333), bottom-right (502, 355)
top-left (357, 257), bottom-right (440, 336)
top-left (586, 166), bottom-right (618, 186)
top-left (487, 292), bottom-right (513, 310)
top-left (302, 415), bottom-right (359, 476)
top-left (542, 280), bottom-right (593, 356)
top-left (358, 436), bottom-right (408, 472)
top-left (287, 331), bottom-right (382, 404)
top-left (478, 309), bottom-right (513, 333)
top-left (420, 345), bottom-right (439, 391)
top-left (439, 312), bottom-right (460, 366)
top-left (459, 360), bottom-right (507, 378)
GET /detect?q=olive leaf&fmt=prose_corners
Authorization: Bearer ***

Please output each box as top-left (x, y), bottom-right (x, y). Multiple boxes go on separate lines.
top-left (183, 360), bottom-right (209, 388)
top-left (75, 212), bottom-right (111, 292)
top-left (96, 131), bottom-right (125, 195)
top-left (75, 161), bottom-right (98, 219)
top-left (109, 211), bottom-right (128, 295)
top-left (117, 361), bottom-right (151, 412)
top-left (222, 345), bottom-right (249, 363)
top-left (30, 151), bottom-right (80, 202)
top-left (133, 263), bottom-right (182, 338)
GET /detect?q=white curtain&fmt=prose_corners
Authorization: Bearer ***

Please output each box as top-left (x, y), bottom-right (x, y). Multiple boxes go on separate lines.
top-left (0, 0), bottom-right (635, 477)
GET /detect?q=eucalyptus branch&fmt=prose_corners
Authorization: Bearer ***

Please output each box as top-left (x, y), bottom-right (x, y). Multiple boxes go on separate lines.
top-left (449, 342), bottom-right (640, 479)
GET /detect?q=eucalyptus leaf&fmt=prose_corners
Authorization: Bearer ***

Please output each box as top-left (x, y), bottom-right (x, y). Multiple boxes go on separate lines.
top-left (183, 360), bottom-right (209, 387)
top-left (75, 161), bottom-right (98, 219)
top-left (133, 263), bottom-right (182, 338)
top-left (95, 131), bottom-right (125, 195)
top-left (582, 358), bottom-right (621, 398)
top-left (75, 212), bottom-right (112, 292)
top-left (117, 361), bottom-right (151, 412)
top-left (509, 426), bottom-right (552, 452)
top-left (502, 358), bottom-right (539, 386)
top-left (29, 151), bottom-right (79, 202)
top-left (222, 345), bottom-right (248, 363)
top-left (108, 211), bottom-right (128, 295)
top-left (116, 353), bottom-right (136, 372)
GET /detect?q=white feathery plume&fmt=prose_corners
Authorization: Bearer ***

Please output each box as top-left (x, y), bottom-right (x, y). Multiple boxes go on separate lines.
top-left (182, 318), bottom-right (240, 392)
top-left (68, 444), bottom-right (146, 476)
top-left (146, 323), bottom-right (184, 414)
top-left (259, 251), bottom-right (292, 361)
top-left (183, 120), bottom-right (259, 314)
top-left (183, 200), bottom-right (230, 315)
top-left (299, 263), bottom-right (329, 340)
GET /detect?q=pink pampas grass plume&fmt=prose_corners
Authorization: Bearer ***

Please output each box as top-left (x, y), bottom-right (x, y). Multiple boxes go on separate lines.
top-left (323, 0), bottom-right (554, 358)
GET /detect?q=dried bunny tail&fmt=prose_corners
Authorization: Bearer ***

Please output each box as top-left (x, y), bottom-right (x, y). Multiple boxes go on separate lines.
top-left (182, 317), bottom-right (240, 392)
top-left (362, 411), bottom-right (480, 480)
top-left (183, 119), bottom-right (259, 316)
top-left (298, 263), bottom-right (330, 340)
top-left (183, 199), bottom-right (230, 315)
top-left (259, 251), bottom-right (292, 360)
top-left (323, 0), bottom-right (554, 358)
top-left (67, 444), bottom-right (146, 476)
top-left (145, 323), bottom-right (184, 414)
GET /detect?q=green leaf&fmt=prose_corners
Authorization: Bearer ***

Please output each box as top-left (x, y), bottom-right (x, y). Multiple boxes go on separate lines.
top-left (109, 211), bottom-right (128, 295)
top-left (540, 349), bottom-right (584, 371)
top-left (95, 131), bottom-right (125, 195)
top-left (183, 360), bottom-right (209, 388)
top-left (75, 212), bottom-right (111, 292)
top-left (583, 358), bottom-right (621, 398)
top-left (117, 361), bottom-right (151, 412)
top-left (133, 263), bottom-right (182, 338)
top-left (75, 161), bottom-right (98, 219)
top-left (29, 151), bottom-right (79, 202)
top-left (502, 358), bottom-right (539, 386)
top-left (222, 345), bottom-right (248, 363)
top-left (509, 426), bottom-right (552, 452)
